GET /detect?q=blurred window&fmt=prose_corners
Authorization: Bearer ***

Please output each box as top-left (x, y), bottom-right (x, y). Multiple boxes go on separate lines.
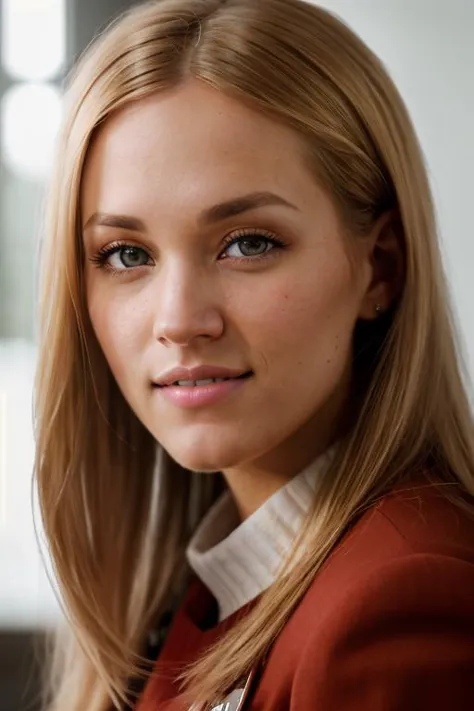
top-left (0, 0), bottom-right (65, 630)
top-left (2, 0), bottom-right (65, 82)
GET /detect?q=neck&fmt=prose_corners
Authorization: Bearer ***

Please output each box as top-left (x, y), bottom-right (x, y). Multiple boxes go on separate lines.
top-left (223, 420), bottom-right (339, 520)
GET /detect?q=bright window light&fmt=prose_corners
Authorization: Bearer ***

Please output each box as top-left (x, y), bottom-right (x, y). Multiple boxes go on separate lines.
top-left (0, 340), bottom-right (60, 628)
top-left (1, 83), bottom-right (62, 181)
top-left (1, 0), bottom-right (65, 81)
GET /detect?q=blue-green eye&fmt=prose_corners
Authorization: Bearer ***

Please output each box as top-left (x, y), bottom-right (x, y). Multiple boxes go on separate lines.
top-left (110, 246), bottom-right (149, 269)
top-left (89, 243), bottom-right (151, 272)
top-left (221, 232), bottom-right (285, 260)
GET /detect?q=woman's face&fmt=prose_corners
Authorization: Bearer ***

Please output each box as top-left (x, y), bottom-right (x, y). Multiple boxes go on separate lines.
top-left (82, 80), bottom-right (378, 483)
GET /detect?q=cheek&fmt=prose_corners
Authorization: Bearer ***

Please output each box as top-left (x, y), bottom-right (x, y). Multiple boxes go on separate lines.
top-left (238, 266), bottom-right (359, 376)
top-left (87, 287), bottom-right (146, 380)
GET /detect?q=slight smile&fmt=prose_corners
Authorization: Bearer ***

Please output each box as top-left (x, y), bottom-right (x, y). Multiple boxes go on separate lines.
top-left (153, 366), bottom-right (253, 409)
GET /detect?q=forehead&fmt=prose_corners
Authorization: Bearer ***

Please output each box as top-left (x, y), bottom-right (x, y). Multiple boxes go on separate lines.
top-left (81, 80), bottom-right (317, 220)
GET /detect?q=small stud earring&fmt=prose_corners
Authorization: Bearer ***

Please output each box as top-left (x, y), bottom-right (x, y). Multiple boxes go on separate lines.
top-left (375, 303), bottom-right (383, 316)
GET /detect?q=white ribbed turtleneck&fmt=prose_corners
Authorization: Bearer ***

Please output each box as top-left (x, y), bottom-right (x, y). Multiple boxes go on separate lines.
top-left (186, 449), bottom-right (334, 621)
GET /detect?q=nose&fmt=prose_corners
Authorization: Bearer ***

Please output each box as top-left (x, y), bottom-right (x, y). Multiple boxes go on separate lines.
top-left (152, 263), bottom-right (225, 347)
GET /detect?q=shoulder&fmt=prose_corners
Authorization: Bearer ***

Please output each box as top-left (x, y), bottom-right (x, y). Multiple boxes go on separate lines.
top-left (368, 478), bottom-right (474, 556)
top-left (303, 478), bottom-right (474, 626)
top-left (319, 479), bottom-right (474, 589)
top-left (254, 481), bottom-right (474, 710)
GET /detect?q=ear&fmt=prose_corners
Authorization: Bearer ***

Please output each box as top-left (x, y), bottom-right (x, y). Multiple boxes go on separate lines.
top-left (358, 209), bottom-right (405, 320)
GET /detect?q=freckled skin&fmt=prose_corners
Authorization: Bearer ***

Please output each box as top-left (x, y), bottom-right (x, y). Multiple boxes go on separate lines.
top-left (81, 80), bottom-right (380, 514)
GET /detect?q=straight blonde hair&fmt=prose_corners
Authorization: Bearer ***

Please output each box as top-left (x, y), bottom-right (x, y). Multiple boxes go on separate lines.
top-left (35, 0), bottom-right (474, 709)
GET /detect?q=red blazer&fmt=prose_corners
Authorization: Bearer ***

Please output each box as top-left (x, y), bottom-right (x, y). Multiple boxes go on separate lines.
top-left (137, 481), bottom-right (474, 710)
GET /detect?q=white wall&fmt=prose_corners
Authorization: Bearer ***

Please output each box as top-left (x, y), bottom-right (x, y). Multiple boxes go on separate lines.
top-left (0, 0), bottom-right (473, 628)
top-left (314, 0), bottom-right (474, 376)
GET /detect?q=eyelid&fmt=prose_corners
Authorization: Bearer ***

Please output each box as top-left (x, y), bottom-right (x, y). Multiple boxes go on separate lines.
top-left (222, 226), bottom-right (281, 241)
top-left (99, 241), bottom-right (151, 257)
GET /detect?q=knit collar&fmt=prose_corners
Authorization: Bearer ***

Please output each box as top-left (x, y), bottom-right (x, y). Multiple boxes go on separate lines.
top-left (186, 449), bottom-right (334, 621)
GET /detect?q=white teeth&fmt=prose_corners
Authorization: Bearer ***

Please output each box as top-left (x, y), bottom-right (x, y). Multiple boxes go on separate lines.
top-left (175, 378), bottom-right (227, 387)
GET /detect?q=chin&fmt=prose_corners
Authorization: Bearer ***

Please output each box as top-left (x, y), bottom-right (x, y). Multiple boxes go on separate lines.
top-left (170, 450), bottom-right (240, 474)
top-left (163, 437), bottom-right (249, 473)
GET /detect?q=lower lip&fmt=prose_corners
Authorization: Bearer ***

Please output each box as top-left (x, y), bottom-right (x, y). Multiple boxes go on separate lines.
top-left (155, 376), bottom-right (252, 409)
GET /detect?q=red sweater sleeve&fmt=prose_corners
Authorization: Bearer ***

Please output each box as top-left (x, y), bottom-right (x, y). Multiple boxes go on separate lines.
top-left (292, 553), bottom-right (474, 710)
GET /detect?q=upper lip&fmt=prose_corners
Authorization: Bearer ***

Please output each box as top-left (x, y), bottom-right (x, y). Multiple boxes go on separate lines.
top-left (154, 365), bottom-right (252, 387)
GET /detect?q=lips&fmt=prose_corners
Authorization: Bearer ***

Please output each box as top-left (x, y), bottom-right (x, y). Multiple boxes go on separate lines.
top-left (154, 366), bottom-right (253, 388)
top-left (155, 370), bottom-right (252, 408)
top-left (166, 373), bottom-right (251, 387)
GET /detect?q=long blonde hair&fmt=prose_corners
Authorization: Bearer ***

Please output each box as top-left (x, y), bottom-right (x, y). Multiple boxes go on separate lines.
top-left (35, 0), bottom-right (474, 709)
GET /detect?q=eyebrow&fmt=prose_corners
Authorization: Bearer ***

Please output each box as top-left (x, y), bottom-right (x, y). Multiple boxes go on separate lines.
top-left (82, 213), bottom-right (146, 232)
top-left (82, 191), bottom-right (298, 234)
top-left (199, 191), bottom-right (298, 224)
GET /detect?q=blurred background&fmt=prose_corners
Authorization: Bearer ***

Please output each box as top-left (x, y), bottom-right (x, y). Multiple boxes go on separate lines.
top-left (0, 0), bottom-right (472, 709)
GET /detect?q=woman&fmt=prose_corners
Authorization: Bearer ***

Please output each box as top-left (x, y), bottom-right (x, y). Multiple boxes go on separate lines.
top-left (34, 0), bottom-right (474, 709)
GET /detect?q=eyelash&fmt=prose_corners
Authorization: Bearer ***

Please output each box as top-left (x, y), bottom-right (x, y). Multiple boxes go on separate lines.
top-left (88, 229), bottom-right (286, 275)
